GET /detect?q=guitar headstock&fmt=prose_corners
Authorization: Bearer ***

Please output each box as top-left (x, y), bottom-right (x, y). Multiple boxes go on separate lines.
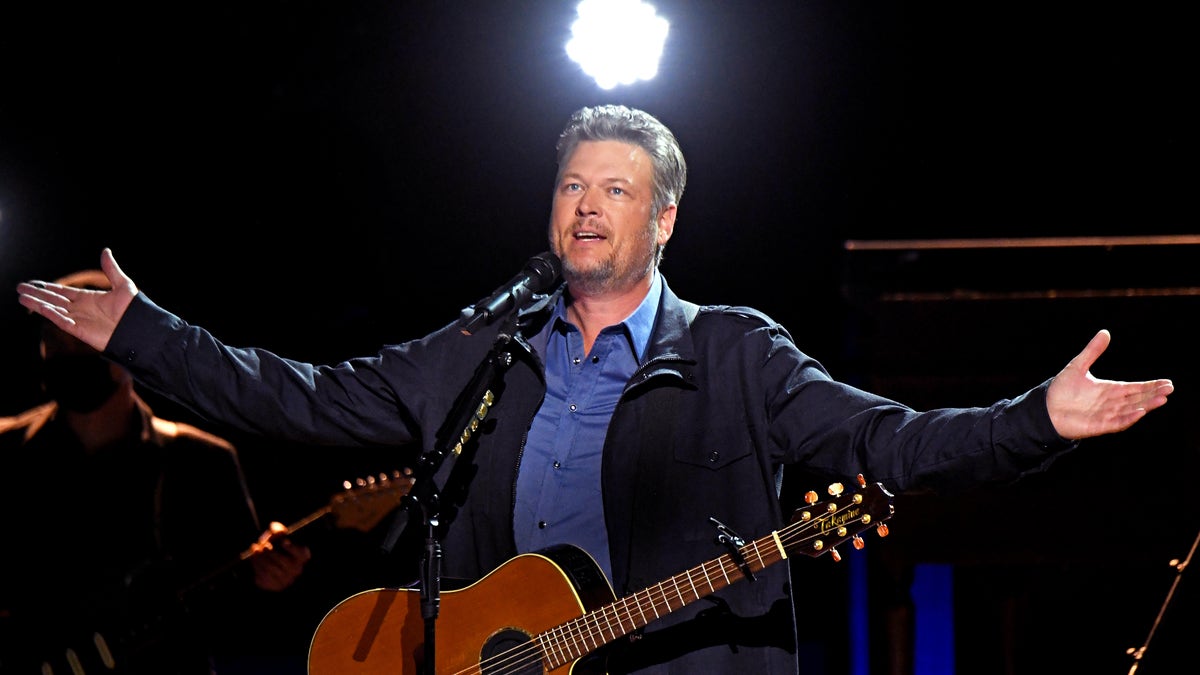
top-left (328, 469), bottom-right (416, 532)
top-left (787, 474), bottom-right (894, 561)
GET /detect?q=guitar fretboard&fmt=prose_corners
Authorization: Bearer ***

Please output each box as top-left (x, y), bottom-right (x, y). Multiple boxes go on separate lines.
top-left (528, 487), bottom-right (885, 671)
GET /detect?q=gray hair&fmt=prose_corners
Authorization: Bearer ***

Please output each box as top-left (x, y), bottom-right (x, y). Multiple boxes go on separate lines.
top-left (555, 105), bottom-right (688, 221)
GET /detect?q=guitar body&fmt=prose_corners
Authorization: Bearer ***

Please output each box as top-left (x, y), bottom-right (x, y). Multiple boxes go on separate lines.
top-left (308, 544), bottom-right (615, 675)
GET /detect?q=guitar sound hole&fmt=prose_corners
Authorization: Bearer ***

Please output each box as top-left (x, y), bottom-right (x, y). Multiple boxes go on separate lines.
top-left (480, 628), bottom-right (543, 675)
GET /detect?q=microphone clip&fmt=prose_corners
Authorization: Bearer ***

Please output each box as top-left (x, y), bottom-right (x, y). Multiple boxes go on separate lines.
top-left (458, 252), bottom-right (561, 336)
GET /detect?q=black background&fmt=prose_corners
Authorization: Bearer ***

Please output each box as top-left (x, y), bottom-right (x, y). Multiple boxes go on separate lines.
top-left (1, 2), bottom-right (1196, 673)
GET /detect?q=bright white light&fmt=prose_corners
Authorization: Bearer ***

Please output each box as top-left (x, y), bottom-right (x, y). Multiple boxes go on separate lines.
top-left (566, 0), bottom-right (669, 90)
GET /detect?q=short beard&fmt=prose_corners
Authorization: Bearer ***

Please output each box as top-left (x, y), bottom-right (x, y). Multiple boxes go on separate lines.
top-left (562, 217), bottom-right (659, 297)
top-left (562, 256), bottom-right (619, 297)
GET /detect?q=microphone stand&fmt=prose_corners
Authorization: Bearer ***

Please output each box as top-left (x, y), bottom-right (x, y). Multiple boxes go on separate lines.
top-left (1126, 524), bottom-right (1200, 674)
top-left (380, 313), bottom-right (527, 675)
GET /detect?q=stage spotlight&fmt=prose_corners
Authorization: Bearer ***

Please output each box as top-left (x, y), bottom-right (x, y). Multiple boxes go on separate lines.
top-left (565, 0), bottom-right (669, 90)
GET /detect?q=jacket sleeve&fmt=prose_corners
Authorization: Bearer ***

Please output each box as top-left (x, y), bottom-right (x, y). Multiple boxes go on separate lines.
top-left (104, 293), bottom-right (452, 447)
top-left (751, 319), bottom-right (1077, 495)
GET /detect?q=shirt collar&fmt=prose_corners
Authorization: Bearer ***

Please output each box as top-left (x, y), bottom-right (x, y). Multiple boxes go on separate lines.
top-left (550, 270), bottom-right (663, 363)
top-left (624, 271), bottom-right (662, 362)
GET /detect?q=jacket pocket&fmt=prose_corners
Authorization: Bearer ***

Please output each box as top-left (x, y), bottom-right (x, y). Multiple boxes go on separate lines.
top-left (672, 422), bottom-right (754, 470)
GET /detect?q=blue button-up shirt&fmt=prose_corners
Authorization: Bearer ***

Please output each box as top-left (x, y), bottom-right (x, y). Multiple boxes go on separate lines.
top-left (514, 272), bottom-right (662, 583)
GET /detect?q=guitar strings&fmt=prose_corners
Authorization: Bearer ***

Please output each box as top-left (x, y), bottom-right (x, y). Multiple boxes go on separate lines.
top-left (457, 496), bottom-right (871, 675)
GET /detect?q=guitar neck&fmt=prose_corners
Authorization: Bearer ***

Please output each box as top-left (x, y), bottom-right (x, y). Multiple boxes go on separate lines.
top-left (540, 531), bottom-right (783, 668)
top-left (181, 473), bottom-right (411, 607)
top-left (535, 482), bottom-right (890, 669)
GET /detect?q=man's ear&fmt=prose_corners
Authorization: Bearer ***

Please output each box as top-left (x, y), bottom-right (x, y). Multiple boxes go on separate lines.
top-left (656, 204), bottom-right (677, 245)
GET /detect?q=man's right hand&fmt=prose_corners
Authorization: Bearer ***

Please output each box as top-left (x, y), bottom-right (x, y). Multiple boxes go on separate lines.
top-left (17, 248), bottom-right (137, 352)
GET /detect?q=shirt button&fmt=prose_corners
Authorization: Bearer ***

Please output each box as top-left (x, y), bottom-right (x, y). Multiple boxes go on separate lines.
top-left (591, 356), bottom-right (600, 363)
top-left (569, 404), bottom-right (577, 412)
top-left (538, 520), bottom-right (548, 529)
top-left (573, 357), bottom-right (581, 365)
top-left (553, 461), bottom-right (561, 469)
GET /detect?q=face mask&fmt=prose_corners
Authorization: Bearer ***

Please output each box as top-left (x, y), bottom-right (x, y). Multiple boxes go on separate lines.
top-left (41, 353), bottom-right (120, 413)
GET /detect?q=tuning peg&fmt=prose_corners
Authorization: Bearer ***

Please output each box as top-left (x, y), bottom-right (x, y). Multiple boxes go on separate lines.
top-left (855, 473), bottom-right (867, 488)
top-left (804, 490), bottom-right (818, 505)
top-left (827, 482), bottom-right (845, 497)
top-left (852, 535), bottom-right (865, 550)
top-left (876, 524), bottom-right (890, 538)
top-left (386, 468), bottom-right (413, 482)
top-left (830, 547), bottom-right (842, 562)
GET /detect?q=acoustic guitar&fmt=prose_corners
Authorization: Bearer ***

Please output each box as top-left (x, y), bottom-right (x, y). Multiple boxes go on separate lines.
top-left (308, 476), bottom-right (893, 675)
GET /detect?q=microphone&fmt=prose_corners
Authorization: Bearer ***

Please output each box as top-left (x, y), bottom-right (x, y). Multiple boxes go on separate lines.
top-left (459, 251), bottom-right (562, 335)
